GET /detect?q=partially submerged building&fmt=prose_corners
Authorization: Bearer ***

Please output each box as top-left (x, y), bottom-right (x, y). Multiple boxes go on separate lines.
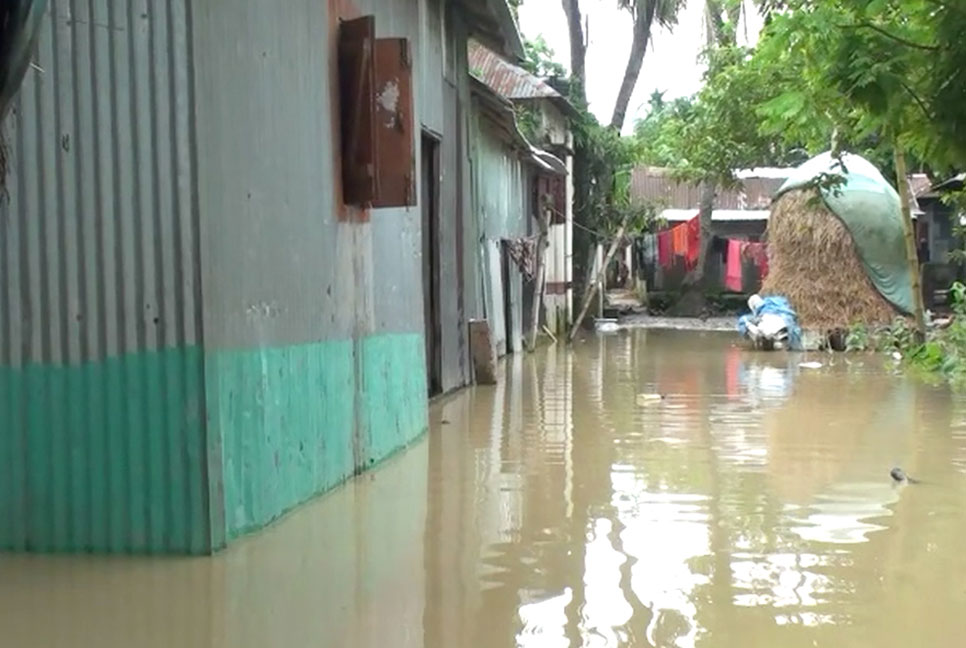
top-left (0, 0), bottom-right (529, 554)
top-left (469, 41), bottom-right (575, 335)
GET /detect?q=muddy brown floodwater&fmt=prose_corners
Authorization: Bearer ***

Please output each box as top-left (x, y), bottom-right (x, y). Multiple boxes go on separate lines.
top-left (3, 330), bottom-right (966, 647)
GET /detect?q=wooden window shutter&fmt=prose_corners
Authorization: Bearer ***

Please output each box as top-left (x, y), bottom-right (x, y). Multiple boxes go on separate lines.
top-left (371, 38), bottom-right (416, 208)
top-left (338, 16), bottom-right (377, 206)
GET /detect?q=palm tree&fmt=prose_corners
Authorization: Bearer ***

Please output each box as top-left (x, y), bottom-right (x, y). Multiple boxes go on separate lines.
top-left (610, 0), bottom-right (686, 131)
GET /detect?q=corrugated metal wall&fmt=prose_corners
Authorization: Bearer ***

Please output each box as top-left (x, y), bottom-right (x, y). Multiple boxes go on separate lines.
top-left (0, 0), bottom-right (210, 553)
top-left (470, 112), bottom-right (529, 356)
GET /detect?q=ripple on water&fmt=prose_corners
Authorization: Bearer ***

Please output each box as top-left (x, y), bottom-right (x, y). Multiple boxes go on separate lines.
top-left (784, 481), bottom-right (898, 545)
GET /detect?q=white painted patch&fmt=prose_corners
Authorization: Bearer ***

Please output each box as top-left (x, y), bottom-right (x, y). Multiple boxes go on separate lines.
top-left (377, 80), bottom-right (400, 128)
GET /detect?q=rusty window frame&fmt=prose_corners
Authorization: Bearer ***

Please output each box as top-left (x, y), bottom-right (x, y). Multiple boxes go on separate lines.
top-left (336, 16), bottom-right (416, 209)
top-left (338, 16), bottom-right (378, 206)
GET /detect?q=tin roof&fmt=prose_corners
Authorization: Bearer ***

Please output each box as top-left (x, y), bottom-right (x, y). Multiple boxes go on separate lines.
top-left (468, 40), bottom-right (578, 117)
top-left (458, 0), bottom-right (525, 61)
top-left (470, 77), bottom-right (567, 176)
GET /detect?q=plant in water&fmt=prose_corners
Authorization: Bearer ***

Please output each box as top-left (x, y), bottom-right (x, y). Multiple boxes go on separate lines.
top-left (852, 282), bottom-right (966, 385)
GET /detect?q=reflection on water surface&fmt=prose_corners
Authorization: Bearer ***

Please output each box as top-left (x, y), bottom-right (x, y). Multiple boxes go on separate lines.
top-left (2, 329), bottom-right (965, 647)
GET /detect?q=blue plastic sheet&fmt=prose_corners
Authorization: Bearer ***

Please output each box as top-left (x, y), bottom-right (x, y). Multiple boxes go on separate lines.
top-left (738, 295), bottom-right (803, 351)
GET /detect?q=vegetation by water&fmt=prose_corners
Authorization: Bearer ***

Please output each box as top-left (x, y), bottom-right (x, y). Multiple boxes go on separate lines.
top-left (847, 282), bottom-right (966, 386)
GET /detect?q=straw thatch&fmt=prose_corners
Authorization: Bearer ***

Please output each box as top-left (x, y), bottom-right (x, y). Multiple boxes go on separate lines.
top-left (761, 189), bottom-right (902, 329)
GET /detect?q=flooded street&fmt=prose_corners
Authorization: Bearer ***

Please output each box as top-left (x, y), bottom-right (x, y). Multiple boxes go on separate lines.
top-left (3, 329), bottom-right (966, 647)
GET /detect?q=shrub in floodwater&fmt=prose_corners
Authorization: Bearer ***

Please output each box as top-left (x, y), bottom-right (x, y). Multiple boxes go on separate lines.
top-left (848, 282), bottom-right (966, 386)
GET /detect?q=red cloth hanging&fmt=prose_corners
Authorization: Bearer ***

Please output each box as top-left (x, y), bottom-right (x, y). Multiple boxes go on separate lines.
top-left (686, 216), bottom-right (700, 270)
top-left (657, 230), bottom-right (673, 268)
top-left (725, 239), bottom-right (744, 292)
top-left (744, 242), bottom-right (769, 280)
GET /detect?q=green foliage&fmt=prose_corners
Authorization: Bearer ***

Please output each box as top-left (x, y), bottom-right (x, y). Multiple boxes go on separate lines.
top-left (521, 35), bottom-right (567, 80)
top-left (633, 0), bottom-right (966, 189)
top-left (574, 106), bottom-right (656, 234)
top-left (634, 44), bottom-right (811, 186)
top-left (847, 282), bottom-right (966, 386)
top-left (514, 105), bottom-right (541, 143)
top-left (942, 189), bottom-right (966, 265)
top-left (754, 0), bottom-right (966, 174)
top-left (616, 0), bottom-right (689, 30)
top-left (516, 35), bottom-right (656, 237)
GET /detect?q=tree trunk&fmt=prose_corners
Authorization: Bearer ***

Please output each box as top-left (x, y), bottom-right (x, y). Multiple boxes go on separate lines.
top-left (569, 215), bottom-right (630, 342)
top-left (691, 181), bottom-right (716, 286)
top-left (679, 182), bottom-right (715, 287)
top-left (704, 0), bottom-right (740, 47)
top-left (610, 1), bottom-right (658, 131)
top-left (893, 140), bottom-right (926, 339)
top-left (670, 181), bottom-right (715, 316)
top-left (561, 0), bottom-right (587, 106)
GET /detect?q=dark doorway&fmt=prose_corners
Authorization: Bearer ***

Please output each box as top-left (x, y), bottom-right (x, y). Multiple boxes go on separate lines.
top-left (421, 134), bottom-right (443, 395)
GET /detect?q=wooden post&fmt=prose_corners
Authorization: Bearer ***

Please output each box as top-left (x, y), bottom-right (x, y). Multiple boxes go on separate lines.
top-left (568, 215), bottom-right (630, 342)
top-left (468, 319), bottom-right (497, 385)
top-left (527, 209), bottom-right (551, 351)
top-left (893, 140), bottom-right (926, 339)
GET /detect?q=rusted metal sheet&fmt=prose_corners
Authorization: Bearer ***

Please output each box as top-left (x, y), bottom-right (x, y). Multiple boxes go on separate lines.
top-left (338, 15), bottom-right (377, 206)
top-left (372, 37), bottom-right (416, 208)
top-left (468, 39), bottom-right (564, 102)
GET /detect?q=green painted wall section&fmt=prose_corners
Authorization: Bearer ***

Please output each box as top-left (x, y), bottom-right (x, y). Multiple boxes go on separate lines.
top-left (0, 347), bottom-right (211, 554)
top-left (209, 333), bottom-right (429, 541)
top-left (359, 335), bottom-right (430, 464)
top-left (0, 334), bottom-right (430, 553)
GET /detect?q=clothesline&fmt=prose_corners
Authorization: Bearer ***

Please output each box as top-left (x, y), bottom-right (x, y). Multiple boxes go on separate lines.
top-left (637, 219), bottom-right (769, 291)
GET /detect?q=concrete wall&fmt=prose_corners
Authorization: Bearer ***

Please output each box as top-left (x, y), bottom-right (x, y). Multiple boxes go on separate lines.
top-left (192, 0), bottom-right (476, 543)
top-left (0, 0), bottom-right (482, 553)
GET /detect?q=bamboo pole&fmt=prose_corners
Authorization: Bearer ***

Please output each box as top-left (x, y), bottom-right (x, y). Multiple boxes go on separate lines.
top-left (568, 215), bottom-right (630, 342)
top-left (527, 210), bottom-right (550, 351)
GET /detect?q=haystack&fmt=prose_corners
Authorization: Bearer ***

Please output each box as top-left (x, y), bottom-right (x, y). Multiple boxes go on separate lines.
top-left (761, 189), bottom-right (903, 330)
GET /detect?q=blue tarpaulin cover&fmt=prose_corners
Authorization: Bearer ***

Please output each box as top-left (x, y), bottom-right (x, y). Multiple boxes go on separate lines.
top-left (738, 295), bottom-right (804, 351)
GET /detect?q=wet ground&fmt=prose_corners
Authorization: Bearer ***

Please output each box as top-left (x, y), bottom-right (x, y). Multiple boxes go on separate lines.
top-left (618, 314), bottom-right (736, 331)
top-left (2, 329), bottom-right (966, 647)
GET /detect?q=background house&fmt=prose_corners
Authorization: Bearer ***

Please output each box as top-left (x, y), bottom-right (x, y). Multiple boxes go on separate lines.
top-left (631, 166), bottom-right (788, 292)
top-left (914, 173), bottom-right (965, 308)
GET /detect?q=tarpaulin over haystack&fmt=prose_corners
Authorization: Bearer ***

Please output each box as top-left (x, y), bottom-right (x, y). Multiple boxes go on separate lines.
top-left (775, 152), bottom-right (915, 316)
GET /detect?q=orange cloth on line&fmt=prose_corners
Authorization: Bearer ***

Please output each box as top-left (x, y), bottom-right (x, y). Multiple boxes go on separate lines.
top-left (686, 216), bottom-right (700, 270)
top-left (671, 223), bottom-right (689, 257)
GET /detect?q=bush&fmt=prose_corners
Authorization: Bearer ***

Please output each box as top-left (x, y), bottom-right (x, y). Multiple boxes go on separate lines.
top-left (847, 282), bottom-right (966, 386)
